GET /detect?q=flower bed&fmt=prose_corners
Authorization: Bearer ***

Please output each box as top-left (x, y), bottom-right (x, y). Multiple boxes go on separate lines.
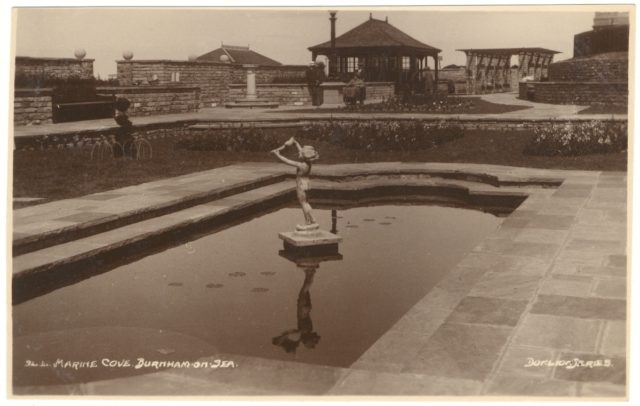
top-left (177, 126), bottom-right (284, 152)
top-left (299, 120), bottom-right (465, 152)
top-left (342, 95), bottom-right (474, 113)
top-left (524, 120), bottom-right (627, 156)
top-left (177, 120), bottom-right (465, 153)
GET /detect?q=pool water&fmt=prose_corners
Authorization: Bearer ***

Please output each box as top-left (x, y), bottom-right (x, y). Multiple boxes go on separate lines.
top-left (13, 204), bottom-right (502, 386)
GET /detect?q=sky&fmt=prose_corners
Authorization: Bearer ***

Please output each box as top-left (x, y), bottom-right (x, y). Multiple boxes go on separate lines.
top-left (13, 7), bottom-right (599, 78)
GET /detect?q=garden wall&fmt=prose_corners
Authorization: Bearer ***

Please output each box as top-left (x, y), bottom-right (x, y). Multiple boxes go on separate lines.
top-left (548, 52), bottom-right (628, 82)
top-left (438, 67), bottom-right (520, 94)
top-left (520, 81), bottom-right (628, 106)
top-left (229, 65), bottom-right (307, 84)
top-left (116, 60), bottom-right (306, 107)
top-left (365, 82), bottom-right (395, 100)
top-left (15, 57), bottom-right (94, 80)
top-left (96, 85), bottom-right (200, 117)
top-left (228, 82), bottom-right (394, 105)
top-left (14, 88), bottom-right (54, 126)
top-left (228, 84), bottom-right (311, 105)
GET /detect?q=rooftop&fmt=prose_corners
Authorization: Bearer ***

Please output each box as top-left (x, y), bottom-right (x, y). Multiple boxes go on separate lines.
top-left (197, 44), bottom-right (282, 66)
top-left (309, 17), bottom-right (441, 53)
top-left (456, 47), bottom-right (560, 55)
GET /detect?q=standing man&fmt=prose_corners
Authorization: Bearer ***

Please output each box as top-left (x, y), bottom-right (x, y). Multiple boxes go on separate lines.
top-left (306, 61), bottom-right (326, 106)
top-left (314, 61), bottom-right (326, 106)
top-left (306, 62), bottom-right (319, 106)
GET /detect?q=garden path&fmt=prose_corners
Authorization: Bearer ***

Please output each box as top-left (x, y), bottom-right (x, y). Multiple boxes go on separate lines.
top-left (13, 92), bottom-right (625, 139)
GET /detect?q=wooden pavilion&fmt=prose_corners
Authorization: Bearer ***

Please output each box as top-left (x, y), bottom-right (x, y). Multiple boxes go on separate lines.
top-left (457, 47), bottom-right (559, 94)
top-left (308, 13), bottom-right (441, 94)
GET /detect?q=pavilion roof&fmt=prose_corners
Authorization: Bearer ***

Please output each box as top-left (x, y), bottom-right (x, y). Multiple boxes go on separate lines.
top-left (308, 17), bottom-right (441, 53)
top-left (197, 44), bottom-right (282, 66)
top-left (457, 47), bottom-right (560, 55)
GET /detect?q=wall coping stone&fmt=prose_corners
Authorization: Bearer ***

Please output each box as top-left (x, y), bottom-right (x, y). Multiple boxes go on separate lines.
top-left (526, 81), bottom-right (628, 85)
top-left (96, 85), bottom-right (201, 94)
top-left (14, 88), bottom-right (54, 96)
top-left (116, 60), bottom-right (306, 69)
top-left (16, 56), bottom-right (95, 63)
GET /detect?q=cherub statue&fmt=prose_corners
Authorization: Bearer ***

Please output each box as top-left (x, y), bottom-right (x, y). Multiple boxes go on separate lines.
top-left (270, 137), bottom-right (320, 226)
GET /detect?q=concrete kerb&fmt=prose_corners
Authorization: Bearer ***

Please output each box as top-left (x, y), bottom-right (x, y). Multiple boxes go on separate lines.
top-left (13, 172), bottom-right (289, 256)
top-left (13, 163), bottom-right (564, 257)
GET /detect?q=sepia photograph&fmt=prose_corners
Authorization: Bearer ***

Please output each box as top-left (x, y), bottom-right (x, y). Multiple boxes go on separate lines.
top-left (5, 3), bottom-right (633, 400)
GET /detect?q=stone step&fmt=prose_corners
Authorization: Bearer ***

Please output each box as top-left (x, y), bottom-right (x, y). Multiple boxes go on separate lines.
top-left (12, 180), bottom-right (297, 303)
top-left (225, 101), bottom-right (279, 109)
top-left (12, 175), bottom-right (541, 303)
top-left (13, 167), bottom-right (287, 256)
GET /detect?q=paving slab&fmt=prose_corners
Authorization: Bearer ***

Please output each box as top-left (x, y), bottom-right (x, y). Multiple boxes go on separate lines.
top-left (530, 294), bottom-right (626, 320)
top-left (512, 314), bottom-right (603, 352)
top-left (494, 345), bottom-right (558, 378)
top-left (553, 352), bottom-right (626, 385)
top-left (445, 296), bottom-right (529, 327)
top-left (485, 373), bottom-right (578, 397)
top-left (403, 322), bottom-right (513, 380)
top-left (10, 163), bottom-right (628, 397)
top-left (328, 369), bottom-right (482, 396)
top-left (599, 321), bottom-right (626, 356)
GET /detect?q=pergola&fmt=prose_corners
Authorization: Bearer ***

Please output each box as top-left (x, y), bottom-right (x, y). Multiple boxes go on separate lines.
top-left (457, 47), bottom-right (560, 94)
top-left (309, 15), bottom-right (441, 94)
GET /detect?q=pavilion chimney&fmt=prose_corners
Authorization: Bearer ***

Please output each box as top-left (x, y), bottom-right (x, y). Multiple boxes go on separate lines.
top-left (329, 11), bottom-right (338, 78)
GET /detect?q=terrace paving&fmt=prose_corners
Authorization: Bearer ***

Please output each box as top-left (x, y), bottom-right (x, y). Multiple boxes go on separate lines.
top-left (10, 162), bottom-right (628, 398)
top-left (13, 92), bottom-right (626, 139)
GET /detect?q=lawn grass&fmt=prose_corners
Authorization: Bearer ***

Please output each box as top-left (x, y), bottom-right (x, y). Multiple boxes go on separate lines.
top-left (13, 129), bottom-right (627, 204)
top-left (272, 97), bottom-right (531, 115)
top-left (578, 104), bottom-right (628, 115)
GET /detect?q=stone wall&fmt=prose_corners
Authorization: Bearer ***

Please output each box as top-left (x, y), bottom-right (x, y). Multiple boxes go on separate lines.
top-left (96, 85), bottom-right (200, 117)
top-left (117, 60), bottom-right (307, 107)
top-left (230, 65), bottom-right (307, 84)
top-left (438, 67), bottom-right (467, 94)
top-left (14, 88), bottom-right (53, 126)
top-left (15, 57), bottom-right (94, 80)
top-left (574, 25), bottom-right (629, 58)
top-left (228, 84), bottom-right (311, 105)
top-left (437, 67), bottom-right (520, 94)
top-left (117, 61), bottom-right (232, 107)
top-left (520, 81), bottom-right (628, 106)
top-left (549, 52), bottom-right (628, 82)
top-left (365, 82), bottom-right (396, 100)
top-left (228, 82), bottom-right (395, 105)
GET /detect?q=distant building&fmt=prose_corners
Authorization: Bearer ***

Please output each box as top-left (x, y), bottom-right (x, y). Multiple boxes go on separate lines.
top-left (196, 44), bottom-right (282, 66)
top-left (308, 13), bottom-right (441, 93)
top-left (521, 12), bottom-right (628, 106)
top-left (457, 47), bottom-right (559, 95)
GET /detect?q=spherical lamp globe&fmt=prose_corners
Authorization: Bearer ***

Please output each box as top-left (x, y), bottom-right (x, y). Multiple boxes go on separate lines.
top-left (219, 54), bottom-right (230, 63)
top-left (74, 48), bottom-right (86, 60)
top-left (122, 51), bottom-right (134, 61)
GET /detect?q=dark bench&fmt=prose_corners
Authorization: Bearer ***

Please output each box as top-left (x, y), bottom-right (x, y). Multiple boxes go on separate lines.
top-left (53, 97), bottom-right (115, 123)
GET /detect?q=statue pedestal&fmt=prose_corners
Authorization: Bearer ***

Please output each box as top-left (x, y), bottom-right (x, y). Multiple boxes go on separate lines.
top-left (225, 64), bottom-right (279, 108)
top-left (320, 82), bottom-right (346, 105)
top-left (279, 223), bottom-right (341, 255)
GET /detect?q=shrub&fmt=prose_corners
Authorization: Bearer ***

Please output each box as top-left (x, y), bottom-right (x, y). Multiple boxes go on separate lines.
top-left (524, 120), bottom-right (627, 156)
top-left (298, 120), bottom-right (464, 152)
top-left (341, 94), bottom-right (474, 114)
top-left (175, 126), bottom-right (284, 152)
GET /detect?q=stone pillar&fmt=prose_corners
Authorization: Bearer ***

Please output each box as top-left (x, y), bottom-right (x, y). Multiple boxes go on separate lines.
top-left (243, 64), bottom-right (258, 100)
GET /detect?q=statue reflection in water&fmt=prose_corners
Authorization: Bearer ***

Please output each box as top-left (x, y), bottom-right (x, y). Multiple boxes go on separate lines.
top-left (272, 263), bottom-right (321, 353)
